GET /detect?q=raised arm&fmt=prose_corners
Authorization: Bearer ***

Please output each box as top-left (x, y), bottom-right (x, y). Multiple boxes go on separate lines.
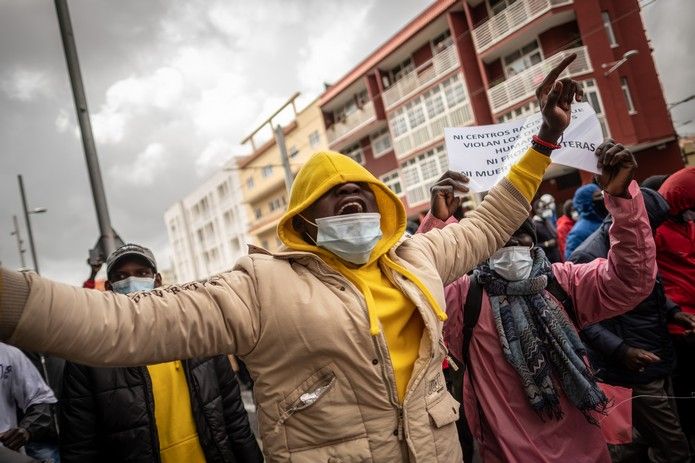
top-left (0, 256), bottom-right (261, 367)
top-left (554, 143), bottom-right (656, 327)
top-left (406, 55), bottom-right (584, 286)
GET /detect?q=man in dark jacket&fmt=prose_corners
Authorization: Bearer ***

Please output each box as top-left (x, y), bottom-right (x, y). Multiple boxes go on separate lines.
top-left (572, 188), bottom-right (695, 463)
top-left (533, 194), bottom-right (562, 262)
top-left (60, 244), bottom-right (262, 463)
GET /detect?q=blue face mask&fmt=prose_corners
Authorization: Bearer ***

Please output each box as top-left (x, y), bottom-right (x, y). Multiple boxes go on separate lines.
top-left (303, 212), bottom-right (382, 265)
top-left (111, 276), bottom-right (155, 294)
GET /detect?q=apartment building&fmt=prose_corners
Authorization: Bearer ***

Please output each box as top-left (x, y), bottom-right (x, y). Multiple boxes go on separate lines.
top-left (320, 0), bottom-right (683, 215)
top-left (164, 161), bottom-right (248, 283)
top-left (238, 96), bottom-right (329, 251)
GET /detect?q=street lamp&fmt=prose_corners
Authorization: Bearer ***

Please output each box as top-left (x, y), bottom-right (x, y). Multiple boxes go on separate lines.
top-left (17, 175), bottom-right (46, 274)
top-left (602, 49), bottom-right (639, 76)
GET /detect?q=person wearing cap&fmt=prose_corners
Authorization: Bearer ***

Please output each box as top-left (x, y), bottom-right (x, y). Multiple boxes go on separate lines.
top-left (572, 187), bottom-right (692, 463)
top-left (417, 140), bottom-right (657, 462)
top-left (59, 244), bottom-right (262, 463)
top-left (1, 57), bottom-right (605, 461)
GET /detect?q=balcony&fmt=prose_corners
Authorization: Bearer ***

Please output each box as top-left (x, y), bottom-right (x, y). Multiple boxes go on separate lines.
top-left (326, 100), bottom-right (376, 147)
top-left (392, 101), bottom-right (474, 159)
top-left (487, 45), bottom-right (591, 114)
top-left (472, 0), bottom-right (573, 53)
top-left (382, 45), bottom-right (459, 110)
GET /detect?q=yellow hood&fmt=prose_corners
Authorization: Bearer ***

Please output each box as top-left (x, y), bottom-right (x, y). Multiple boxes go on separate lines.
top-left (277, 151), bottom-right (446, 336)
top-left (277, 150), bottom-right (406, 263)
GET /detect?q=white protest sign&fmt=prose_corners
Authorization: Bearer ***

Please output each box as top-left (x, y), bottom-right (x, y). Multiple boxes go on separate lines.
top-left (444, 102), bottom-right (603, 193)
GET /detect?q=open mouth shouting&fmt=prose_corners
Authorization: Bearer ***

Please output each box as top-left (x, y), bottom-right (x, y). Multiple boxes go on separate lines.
top-left (336, 198), bottom-right (367, 215)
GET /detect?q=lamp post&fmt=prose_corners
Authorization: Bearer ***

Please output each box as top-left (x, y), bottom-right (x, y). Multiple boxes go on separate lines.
top-left (10, 215), bottom-right (27, 270)
top-left (17, 175), bottom-right (46, 274)
top-left (602, 50), bottom-right (639, 76)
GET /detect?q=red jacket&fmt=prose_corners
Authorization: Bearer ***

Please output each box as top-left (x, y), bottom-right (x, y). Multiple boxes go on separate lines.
top-left (657, 167), bottom-right (695, 334)
top-left (556, 215), bottom-right (575, 261)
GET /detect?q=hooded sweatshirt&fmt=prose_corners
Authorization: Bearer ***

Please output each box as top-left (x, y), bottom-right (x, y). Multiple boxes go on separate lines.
top-left (657, 167), bottom-right (695, 334)
top-left (277, 149), bottom-right (549, 400)
top-left (565, 183), bottom-right (604, 258)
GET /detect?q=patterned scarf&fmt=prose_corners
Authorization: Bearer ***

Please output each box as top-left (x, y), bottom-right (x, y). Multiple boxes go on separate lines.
top-left (478, 248), bottom-right (608, 422)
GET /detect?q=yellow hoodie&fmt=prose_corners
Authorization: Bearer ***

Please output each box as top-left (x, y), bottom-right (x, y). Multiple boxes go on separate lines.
top-left (277, 149), bottom-right (549, 401)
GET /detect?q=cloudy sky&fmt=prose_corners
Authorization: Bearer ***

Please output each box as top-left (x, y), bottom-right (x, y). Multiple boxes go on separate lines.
top-left (1, 0), bottom-right (693, 285)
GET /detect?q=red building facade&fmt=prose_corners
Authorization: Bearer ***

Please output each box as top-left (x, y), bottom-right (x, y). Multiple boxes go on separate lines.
top-left (319, 0), bottom-right (683, 216)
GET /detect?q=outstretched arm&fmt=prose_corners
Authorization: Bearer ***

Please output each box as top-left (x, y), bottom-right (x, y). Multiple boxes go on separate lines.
top-left (0, 256), bottom-right (261, 367)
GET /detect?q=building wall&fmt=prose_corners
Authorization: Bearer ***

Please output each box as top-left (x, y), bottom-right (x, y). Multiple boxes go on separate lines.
top-left (317, 0), bottom-right (682, 221)
top-left (164, 164), bottom-right (248, 283)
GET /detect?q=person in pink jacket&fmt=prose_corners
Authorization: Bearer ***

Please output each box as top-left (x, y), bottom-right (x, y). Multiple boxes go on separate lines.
top-left (418, 140), bottom-right (656, 463)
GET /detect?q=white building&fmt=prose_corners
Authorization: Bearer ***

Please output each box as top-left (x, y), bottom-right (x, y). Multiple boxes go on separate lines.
top-left (164, 159), bottom-right (249, 283)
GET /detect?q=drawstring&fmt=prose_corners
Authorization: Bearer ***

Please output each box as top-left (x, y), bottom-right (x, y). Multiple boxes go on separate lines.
top-left (332, 255), bottom-right (447, 337)
top-left (382, 256), bottom-right (448, 323)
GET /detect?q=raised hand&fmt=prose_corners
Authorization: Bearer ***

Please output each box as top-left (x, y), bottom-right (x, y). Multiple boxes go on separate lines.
top-left (595, 139), bottom-right (637, 197)
top-left (429, 171), bottom-right (469, 221)
top-left (535, 53), bottom-right (584, 144)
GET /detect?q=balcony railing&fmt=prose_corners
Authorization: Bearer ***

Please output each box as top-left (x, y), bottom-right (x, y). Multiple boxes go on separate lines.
top-left (487, 46), bottom-right (591, 114)
top-left (326, 100), bottom-right (376, 145)
top-left (392, 102), bottom-right (474, 159)
top-left (472, 0), bottom-right (573, 53)
top-left (382, 45), bottom-right (459, 110)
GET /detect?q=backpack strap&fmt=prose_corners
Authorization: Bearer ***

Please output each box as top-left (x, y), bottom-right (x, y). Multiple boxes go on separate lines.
top-left (462, 277), bottom-right (484, 365)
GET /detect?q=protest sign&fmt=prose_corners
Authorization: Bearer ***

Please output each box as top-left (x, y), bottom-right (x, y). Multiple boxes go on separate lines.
top-left (444, 102), bottom-right (603, 193)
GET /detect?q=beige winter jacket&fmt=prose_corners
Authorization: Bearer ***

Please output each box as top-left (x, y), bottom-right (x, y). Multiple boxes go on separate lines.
top-left (0, 153), bottom-right (534, 462)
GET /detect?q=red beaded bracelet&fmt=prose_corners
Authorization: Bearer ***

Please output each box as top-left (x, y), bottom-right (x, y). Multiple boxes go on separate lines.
top-left (532, 135), bottom-right (562, 150)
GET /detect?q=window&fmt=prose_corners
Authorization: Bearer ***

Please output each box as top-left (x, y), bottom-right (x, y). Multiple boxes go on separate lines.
top-left (385, 58), bottom-right (414, 88)
top-left (268, 196), bottom-right (287, 212)
top-left (400, 145), bottom-right (449, 205)
top-left (381, 171), bottom-right (403, 195)
top-left (343, 143), bottom-right (364, 164)
top-left (217, 181), bottom-right (229, 198)
top-left (490, 0), bottom-right (517, 15)
top-left (602, 12), bottom-right (618, 47)
top-left (223, 209), bottom-right (235, 225)
top-left (309, 131), bottom-right (321, 148)
top-left (254, 208), bottom-right (262, 220)
top-left (390, 110), bottom-right (408, 137)
top-left (431, 30), bottom-right (453, 52)
top-left (442, 74), bottom-right (467, 107)
top-left (246, 177), bottom-right (255, 190)
top-left (503, 40), bottom-right (542, 77)
top-left (424, 87), bottom-right (445, 119)
top-left (579, 79), bottom-right (609, 137)
top-left (289, 145), bottom-right (299, 158)
top-left (406, 100), bottom-right (426, 129)
top-left (370, 129), bottom-right (392, 157)
top-left (262, 165), bottom-right (273, 178)
top-left (620, 77), bottom-right (636, 114)
top-left (497, 100), bottom-right (540, 122)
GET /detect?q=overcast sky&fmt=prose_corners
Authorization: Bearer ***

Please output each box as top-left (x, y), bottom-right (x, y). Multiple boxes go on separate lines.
top-left (1, 0), bottom-right (693, 285)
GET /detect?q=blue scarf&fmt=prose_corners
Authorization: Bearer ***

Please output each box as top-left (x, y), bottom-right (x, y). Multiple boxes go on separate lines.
top-left (478, 248), bottom-right (608, 422)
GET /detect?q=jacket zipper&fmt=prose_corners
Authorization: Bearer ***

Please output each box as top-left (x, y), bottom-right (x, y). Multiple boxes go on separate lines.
top-left (309, 259), bottom-right (407, 443)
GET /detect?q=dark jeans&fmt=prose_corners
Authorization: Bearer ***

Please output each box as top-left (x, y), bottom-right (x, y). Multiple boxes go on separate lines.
top-left (609, 376), bottom-right (690, 463)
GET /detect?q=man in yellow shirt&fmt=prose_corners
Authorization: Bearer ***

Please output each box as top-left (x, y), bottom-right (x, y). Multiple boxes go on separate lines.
top-left (59, 244), bottom-right (263, 463)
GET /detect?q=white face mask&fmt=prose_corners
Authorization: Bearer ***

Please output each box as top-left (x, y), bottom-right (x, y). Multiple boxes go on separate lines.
top-left (489, 246), bottom-right (534, 281)
top-left (571, 211), bottom-right (579, 221)
top-left (111, 276), bottom-right (155, 294)
top-left (304, 212), bottom-right (382, 265)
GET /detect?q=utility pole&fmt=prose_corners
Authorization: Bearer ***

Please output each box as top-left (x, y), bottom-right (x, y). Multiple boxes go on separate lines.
top-left (54, 0), bottom-right (118, 261)
top-left (18, 175), bottom-right (40, 274)
top-left (10, 215), bottom-right (27, 269)
top-left (274, 124), bottom-right (295, 195)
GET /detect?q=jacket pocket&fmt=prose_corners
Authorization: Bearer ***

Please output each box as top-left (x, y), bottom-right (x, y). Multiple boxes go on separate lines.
top-left (277, 364), bottom-right (369, 453)
top-left (425, 375), bottom-right (461, 462)
top-left (289, 436), bottom-right (372, 463)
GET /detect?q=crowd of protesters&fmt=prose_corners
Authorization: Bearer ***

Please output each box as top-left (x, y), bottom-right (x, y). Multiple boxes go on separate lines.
top-left (0, 55), bottom-right (694, 463)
